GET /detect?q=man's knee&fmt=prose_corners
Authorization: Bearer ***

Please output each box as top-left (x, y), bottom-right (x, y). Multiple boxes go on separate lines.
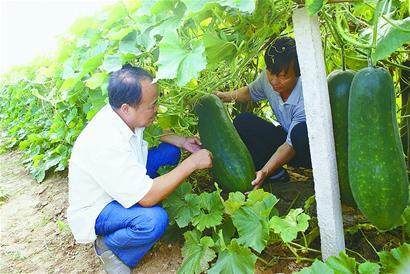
top-left (233, 112), bottom-right (256, 133)
top-left (130, 206), bottom-right (169, 241)
top-left (146, 207), bottom-right (168, 240)
top-left (290, 122), bottom-right (308, 149)
top-left (158, 143), bottom-right (181, 165)
top-left (289, 122), bottom-right (311, 167)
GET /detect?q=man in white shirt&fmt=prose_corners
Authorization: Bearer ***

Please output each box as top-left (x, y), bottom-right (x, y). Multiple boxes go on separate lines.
top-left (215, 37), bottom-right (311, 190)
top-left (67, 65), bottom-right (213, 273)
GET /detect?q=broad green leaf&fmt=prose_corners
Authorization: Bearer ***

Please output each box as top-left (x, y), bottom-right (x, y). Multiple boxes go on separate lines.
top-left (208, 240), bottom-right (257, 274)
top-left (33, 166), bottom-right (46, 182)
top-left (65, 106), bottom-right (78, 124)
top-left (176, 41), bottom-right (206, 86)
top-left (217, 220), bottom-right (236, 249)
top-left (151, 17), bottom-right (182, 40)
top-left (269, 208), bottom-right (310, 242)
top-left (371, 0), bottom-right (391, 26)
top-left (192, 211), bottom-right (223, 232)
top-left (81, 54), bottom-right (105, 76)
top-left (378, 243), bottom-right (410, 274)
top-left (59, 77), bottom-right (79, 100)
top-left (358, 261), bottom-right (380, 274)
top-left (296, 260), bottom-right (334, 274)
top-left (178, 230), bottom-right (216, 274)
top-left (136, 29), bottom-right (156, 51)
top-left (101, 54), bottom-right (123, 73)
top-left (232, 206), bottom-right (269, 253)
top-left (162, 182), bottom-right (201, 228)
top-left (156, 33), bottom-right (206, 86)
top-left (297, 253), bottom-right (380, 274)
top-left (246, 189), bottom-right (278, 217)
top-left (62, 59), bottom-right (76, 79)
top-left (106, 27), bottom-right (133, 41)
top-left (87, 40), bottom-right (110, 57)
top-left (88, 90), bottom-right (106, 111)
top-left (306, 0), bottom-right (325, 15)
top-left (373, 17), bottom-right (410, 62)
top-left (325, 252), bottom-right (356, 274)
top-left (44, 155), bottom-right (62, 170)
top-left (156, 33), bottom-right (185, 79)
top-left (80, 41), bottom-right (110, 76)
top-left (191, 190), bottom-right (224, 231)
top-left (224, 191), bottom-right (245, 215)
top-left (85, 72), bottom-right (108, 90)
top-left (119, 31), bottom-right (142, 56)
top-left (203, 32), bottom-right (237, 64)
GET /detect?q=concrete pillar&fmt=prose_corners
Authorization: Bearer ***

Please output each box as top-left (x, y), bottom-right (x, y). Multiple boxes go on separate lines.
top-left (292, 7), bottom-right (345, 259)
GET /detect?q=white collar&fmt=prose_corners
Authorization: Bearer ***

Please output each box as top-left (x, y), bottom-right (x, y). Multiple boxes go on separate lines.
top-left (105, 104), bottom-right (145, 140)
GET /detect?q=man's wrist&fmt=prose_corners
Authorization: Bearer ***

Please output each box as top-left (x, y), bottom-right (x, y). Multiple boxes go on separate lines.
top-left (260, 167), bottom-right (270, 178)
top-left (183, 157), bottom-right (197, 172)
top-left (179, 136), bottom-right (187, 148)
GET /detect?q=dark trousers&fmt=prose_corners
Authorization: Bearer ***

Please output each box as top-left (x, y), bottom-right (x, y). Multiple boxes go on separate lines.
top-left (94, 143), bottom-right (181, 267)
top-left (233, 113), bottom-right (311, 175)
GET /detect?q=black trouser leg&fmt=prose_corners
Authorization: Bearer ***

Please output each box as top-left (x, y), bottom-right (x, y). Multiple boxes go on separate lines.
top-left (234, 113), bottom-right (312, 171)
top-left (233, 113), bottom-right (287, 173)
top-left (289, 122), bottom-right (312, 168)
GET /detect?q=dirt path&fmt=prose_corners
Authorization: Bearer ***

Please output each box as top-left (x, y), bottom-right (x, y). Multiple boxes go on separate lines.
top-left (0, 151), bottom-right (182, 273)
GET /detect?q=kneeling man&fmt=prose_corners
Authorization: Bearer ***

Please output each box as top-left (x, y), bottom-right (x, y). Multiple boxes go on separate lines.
top-left (67, 65), bottom-right (212, 273)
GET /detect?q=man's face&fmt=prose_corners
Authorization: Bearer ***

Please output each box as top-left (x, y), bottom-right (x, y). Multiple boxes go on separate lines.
top-left (266, 66), bottom-right (298, 96)
top-left (123, 79), bottom-right (158, 129)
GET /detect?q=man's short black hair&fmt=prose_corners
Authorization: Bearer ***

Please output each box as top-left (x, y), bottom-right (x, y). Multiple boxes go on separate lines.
top-left (108, 64), bottom-right (153, 109)
top-left (264, 37), bottom-right (300, 77)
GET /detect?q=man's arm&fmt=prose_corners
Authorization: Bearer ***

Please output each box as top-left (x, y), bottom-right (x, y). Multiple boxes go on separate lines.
top-left (251, 142), bottom-right (295, 190)
top-left (160, 133), bottom-right (186, 147)
top-left (139, 149), bottom-right (212, 207)
top-left (160, 133), bottom-right (202, 153)
top-left (214, 86), bottom-right (251, 103)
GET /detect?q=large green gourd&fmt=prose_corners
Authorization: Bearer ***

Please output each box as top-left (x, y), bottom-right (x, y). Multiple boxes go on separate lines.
top-left (328, 69), bottom-right (356, 206)
top-left (195, 94), bottom-right (255, 192)
top-left (348, 67), bottom-right (409, 230)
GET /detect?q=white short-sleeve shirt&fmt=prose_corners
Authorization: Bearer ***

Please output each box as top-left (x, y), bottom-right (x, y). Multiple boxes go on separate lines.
top-left (67, 104), bottom-right (153, 243)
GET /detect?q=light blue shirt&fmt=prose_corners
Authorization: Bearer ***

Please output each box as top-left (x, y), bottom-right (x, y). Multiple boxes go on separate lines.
top-left (248, 71), bottom-right (305, 146)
